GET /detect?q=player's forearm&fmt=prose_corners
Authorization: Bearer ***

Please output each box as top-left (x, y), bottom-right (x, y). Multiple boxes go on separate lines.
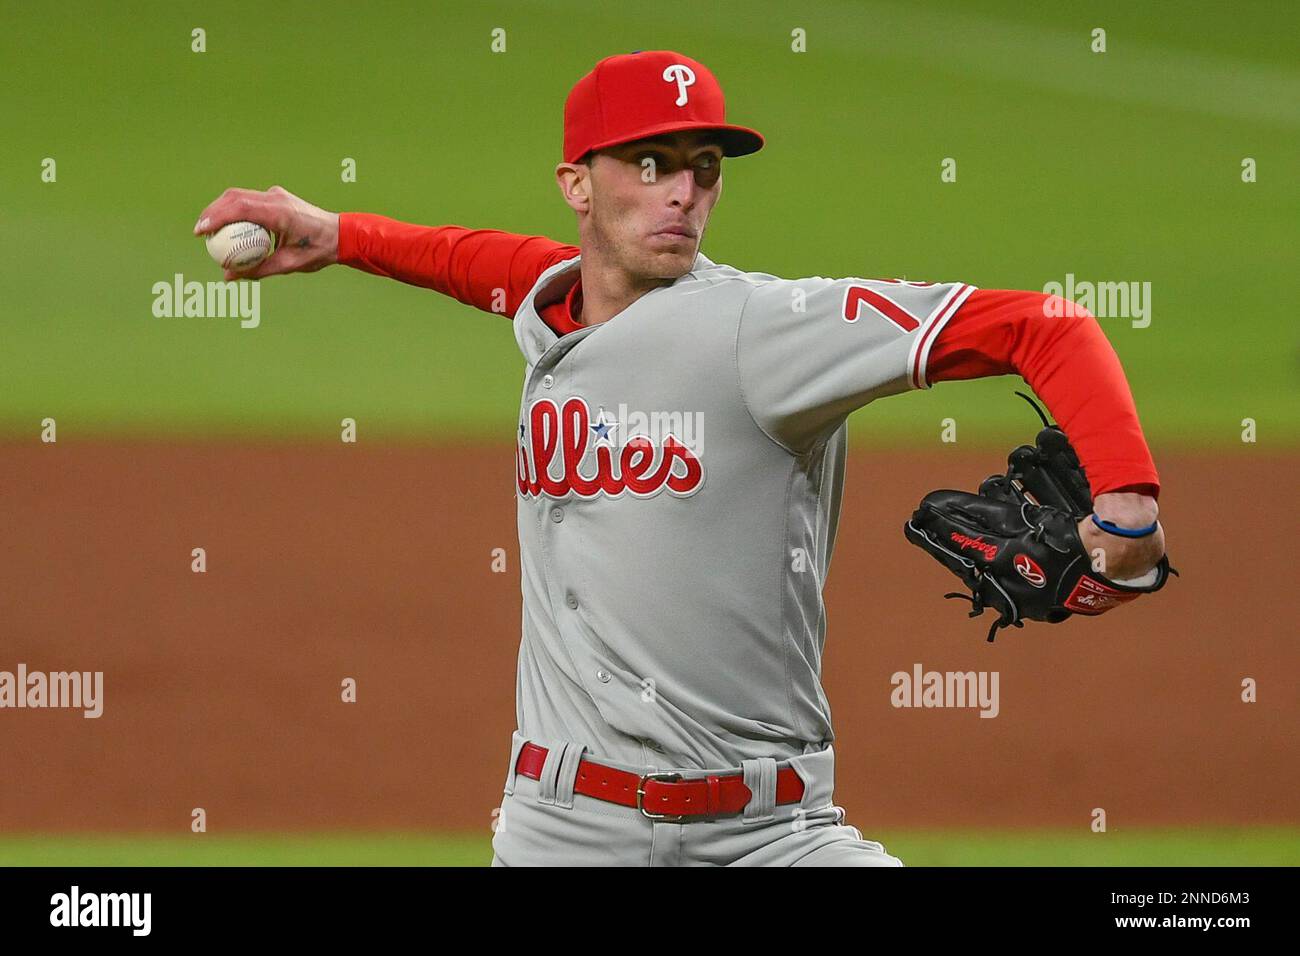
top-left (338, 213), bottom-right (481, 295)
top-left (339, 213), bottom-right (580, 316)
top-left (1011, 306), bottom-right (1161, 500)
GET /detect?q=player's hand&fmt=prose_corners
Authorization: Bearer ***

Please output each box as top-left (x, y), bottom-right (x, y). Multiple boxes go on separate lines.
top-left (193, 185), bottom-right (339, 280)
top-left (1076, 492), bottom-right (1166, 581)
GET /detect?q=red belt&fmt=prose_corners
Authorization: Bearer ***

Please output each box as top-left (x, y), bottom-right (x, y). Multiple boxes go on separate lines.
top-left (514, 742), bottom-right (805, 821)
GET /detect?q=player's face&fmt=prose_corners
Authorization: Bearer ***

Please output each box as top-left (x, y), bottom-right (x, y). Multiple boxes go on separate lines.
top-left (586, 132), bottom-right (724, 280)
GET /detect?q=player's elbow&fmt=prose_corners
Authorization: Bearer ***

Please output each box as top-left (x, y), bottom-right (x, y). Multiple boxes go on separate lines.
top-left (1040, 293), bottom-right (1096, 323)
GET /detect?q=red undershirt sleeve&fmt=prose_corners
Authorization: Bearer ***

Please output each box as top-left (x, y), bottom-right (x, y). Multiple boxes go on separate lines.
top-left (336, 212), bottom-right (580, 318)
top-left (924, 288), bottom-right (1160, 501)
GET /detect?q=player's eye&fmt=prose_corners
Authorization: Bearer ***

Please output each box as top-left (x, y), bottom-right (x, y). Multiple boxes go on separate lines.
top-left (692, 154), bottom-right (722, 188)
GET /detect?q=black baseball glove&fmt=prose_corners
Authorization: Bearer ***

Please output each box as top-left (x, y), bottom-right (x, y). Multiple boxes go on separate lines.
top-left (903, 393), bottom-right (1176, 642)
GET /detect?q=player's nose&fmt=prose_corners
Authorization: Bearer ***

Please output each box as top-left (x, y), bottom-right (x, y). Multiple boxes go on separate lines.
top-left (665, 167), bottom-right (699, 208)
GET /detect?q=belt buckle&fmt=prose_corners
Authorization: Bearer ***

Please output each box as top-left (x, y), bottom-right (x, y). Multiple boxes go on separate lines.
top-left (636, 771), bottom-right (684, 821)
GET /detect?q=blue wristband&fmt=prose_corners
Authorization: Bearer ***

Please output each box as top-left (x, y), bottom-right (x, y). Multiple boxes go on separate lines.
top-left (1091, 513), bottom-right (1159, 538)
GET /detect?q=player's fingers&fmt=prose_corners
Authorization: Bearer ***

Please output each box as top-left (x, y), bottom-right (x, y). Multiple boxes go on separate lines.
top-left (194, 188), bottom-right (256, 234)
top-left (193, 187), bottom-right (284, 235)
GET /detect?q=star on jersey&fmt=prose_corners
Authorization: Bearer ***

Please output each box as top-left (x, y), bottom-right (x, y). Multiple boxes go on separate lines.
top-left (590, 408), bottom-right (618, 446)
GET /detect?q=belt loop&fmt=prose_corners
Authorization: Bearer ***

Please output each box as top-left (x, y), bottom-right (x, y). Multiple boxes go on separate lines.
top-left (741, 757), bottom-right (778, 824)
top-left (536, 742), bottom-right (568, 805)
top-left (503, 732), bottom-right (528, 797)
top-left (553, 742), bottom-right (587, 809)
top-left (788, 744), bottom-right (836, 809)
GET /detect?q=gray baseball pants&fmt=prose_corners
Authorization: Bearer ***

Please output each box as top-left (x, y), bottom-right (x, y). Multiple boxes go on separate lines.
top-left (490, 730), bottom-right (905, 867)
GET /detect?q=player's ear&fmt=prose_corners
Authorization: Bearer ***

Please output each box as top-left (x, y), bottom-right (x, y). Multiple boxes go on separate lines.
top-left (555, 161), bottom-right (592, 214)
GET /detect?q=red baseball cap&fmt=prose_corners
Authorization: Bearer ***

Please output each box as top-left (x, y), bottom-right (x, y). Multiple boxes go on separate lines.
top-left (563, 50), bottom-right (764, 164)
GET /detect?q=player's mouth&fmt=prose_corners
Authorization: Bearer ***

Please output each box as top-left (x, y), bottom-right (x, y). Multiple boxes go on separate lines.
top-left (650, 224), bottom-right (697, 241)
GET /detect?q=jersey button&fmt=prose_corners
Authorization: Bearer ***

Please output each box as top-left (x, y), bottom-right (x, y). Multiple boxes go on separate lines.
top-left (565, 594), bottom-right (578, 609)
top-left (550, 507), bottom-right (564, 523)
top-left (542, 374), bottom-right (555, 389)
top-left (596, 669), bottom-right (611, 683)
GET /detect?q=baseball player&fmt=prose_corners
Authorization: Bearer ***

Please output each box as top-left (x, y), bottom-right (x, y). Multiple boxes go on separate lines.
top-left (195, 50), bottom-right (1171, 866)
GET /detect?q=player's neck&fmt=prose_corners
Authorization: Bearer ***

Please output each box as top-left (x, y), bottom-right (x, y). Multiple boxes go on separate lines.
top-left (575, 252), bottom-right (674, 327)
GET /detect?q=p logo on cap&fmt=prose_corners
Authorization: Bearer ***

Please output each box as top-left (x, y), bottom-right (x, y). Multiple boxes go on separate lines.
top-left (662, 64), bottom-right (696, 106)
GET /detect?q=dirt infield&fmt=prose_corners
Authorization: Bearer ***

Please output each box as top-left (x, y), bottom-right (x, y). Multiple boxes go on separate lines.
top-left (2, 442), bottom-right (1294, 833)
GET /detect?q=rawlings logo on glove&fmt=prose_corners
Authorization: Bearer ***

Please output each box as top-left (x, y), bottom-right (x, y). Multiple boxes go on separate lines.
top-left (903, 392), bottom-right (1177, 642)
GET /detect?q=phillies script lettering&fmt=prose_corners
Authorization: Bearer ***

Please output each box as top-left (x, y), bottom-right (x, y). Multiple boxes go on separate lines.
top-left (517, 398), bottom-right (704, 499)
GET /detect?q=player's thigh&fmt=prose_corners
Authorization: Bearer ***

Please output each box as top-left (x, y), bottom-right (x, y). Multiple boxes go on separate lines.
top-left (725, 808), bottom-right (904, 867)
top-left (490, 778), bottom-right (652, 867)
top-left (790, 829), bottom-right (906, 867)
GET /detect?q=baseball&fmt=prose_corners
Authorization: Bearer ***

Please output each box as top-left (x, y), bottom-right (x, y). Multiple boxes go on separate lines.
top-left (205, 220), bottom-right (276, 273)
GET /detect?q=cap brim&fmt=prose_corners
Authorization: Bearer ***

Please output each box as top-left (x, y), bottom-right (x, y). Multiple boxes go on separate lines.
top-left (578, 121), bottom-right (765, 162)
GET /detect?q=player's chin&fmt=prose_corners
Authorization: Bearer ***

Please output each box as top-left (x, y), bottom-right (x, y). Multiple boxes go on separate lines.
top-left (641, 238), bottom-right (698, 277)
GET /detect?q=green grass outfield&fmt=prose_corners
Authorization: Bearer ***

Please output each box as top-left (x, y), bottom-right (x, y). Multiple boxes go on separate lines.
top-left (1, 1), bottom-right (1296, 447)
top-left (2, 829), bottom-right (1297, 866)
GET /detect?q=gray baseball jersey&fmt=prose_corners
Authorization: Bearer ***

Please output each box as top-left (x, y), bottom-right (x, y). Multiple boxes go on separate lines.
top-left (510, 251), bottom-right (976, 771)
